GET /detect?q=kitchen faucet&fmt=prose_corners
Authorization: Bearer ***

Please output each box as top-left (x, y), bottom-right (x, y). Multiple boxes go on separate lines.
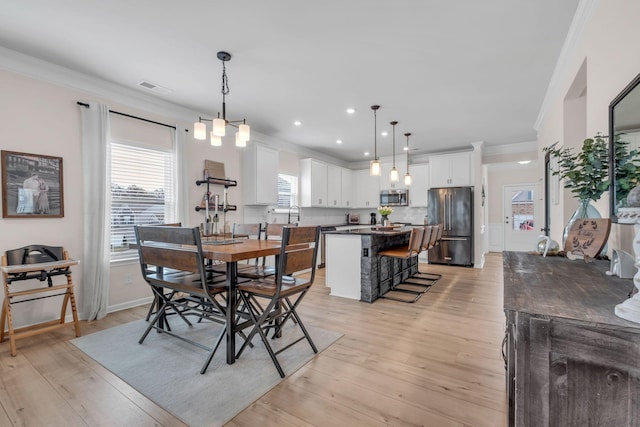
top-left (287, 205), bottom-right (300, 224)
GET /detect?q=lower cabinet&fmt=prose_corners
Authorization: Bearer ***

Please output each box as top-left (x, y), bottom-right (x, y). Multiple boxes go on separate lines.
top-left (503, 252), bottom-right (640, 427)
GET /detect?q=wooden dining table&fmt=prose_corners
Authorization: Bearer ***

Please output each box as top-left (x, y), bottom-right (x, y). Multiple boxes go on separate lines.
top-left (201, 239), bottom-right (281, 364)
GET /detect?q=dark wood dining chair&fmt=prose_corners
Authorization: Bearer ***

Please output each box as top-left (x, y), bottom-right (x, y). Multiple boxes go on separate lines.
top-left (142, 222), bottom-right (184, 321)
top-left (134, 225), bottom-right (228, 374)
top-left (235, 225), bottom-right (320, 378)
top-left (236, 223), bottom-right (296, 280)
top-left (377, 226), bottom-right (424, 303)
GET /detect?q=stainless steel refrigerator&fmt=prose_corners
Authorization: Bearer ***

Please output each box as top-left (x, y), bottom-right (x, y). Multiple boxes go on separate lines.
top-left (427, 187), bottom-right (473, 266)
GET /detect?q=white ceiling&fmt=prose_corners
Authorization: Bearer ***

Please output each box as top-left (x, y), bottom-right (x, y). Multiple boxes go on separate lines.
top-left (0, 0), bottom-right (580, 162)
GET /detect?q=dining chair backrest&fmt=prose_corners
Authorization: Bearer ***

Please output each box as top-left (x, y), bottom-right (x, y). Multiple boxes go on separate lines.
top-left (134, 225), bottom-right (209, 296)
top-left (232, 223), bottom-right (262, 240)
top-left (265, 223), bottom-right (298, 240)
top-left (274, 225), bottom-right (320, 296)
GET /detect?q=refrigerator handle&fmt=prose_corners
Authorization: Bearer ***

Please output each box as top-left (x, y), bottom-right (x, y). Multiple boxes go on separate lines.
top-left (444, 193), bottom-right (448, 231)
top-left (448, 193), bottom-right (452, 230)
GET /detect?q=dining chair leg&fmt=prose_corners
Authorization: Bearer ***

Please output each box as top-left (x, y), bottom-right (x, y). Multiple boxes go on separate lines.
top-left (200, 327), bottom-right (226, 374)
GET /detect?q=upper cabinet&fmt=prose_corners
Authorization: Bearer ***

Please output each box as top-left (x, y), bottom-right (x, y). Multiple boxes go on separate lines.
top-left (300, 159), bottom-right (354, 208)
top-left (341, 168), bottom-right (353, 208)
top-left (428, 152), bottom-right (471, 188)
top-left (243, 144), bottom-right (278, 205)
top-left (327, 164), bottom-right (342, 208)
top-left (354, 169), bottom-right (380, 209)
top-left (300, 158), bottom-right (328, 207)
top-left (408, 163), bottom-right (429, 207)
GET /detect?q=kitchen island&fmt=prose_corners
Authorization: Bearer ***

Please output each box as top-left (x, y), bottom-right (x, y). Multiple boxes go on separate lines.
top-left (324, 227), bottom-right (414, 302)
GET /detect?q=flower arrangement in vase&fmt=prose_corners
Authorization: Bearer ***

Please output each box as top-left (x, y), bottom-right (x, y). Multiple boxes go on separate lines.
top-left (378, 206), bottom-right (393, 225)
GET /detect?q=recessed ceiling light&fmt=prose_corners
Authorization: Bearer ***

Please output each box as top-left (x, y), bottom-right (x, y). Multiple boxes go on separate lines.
top-left (346, 108), bottom-right (355, 114)
top-left (364, 151), bottom-right (370, 156)
top-left (294, 121), bottom-right (302, 126)
top-left (518, 160), bottom-right (531, 165)
top-left (403, 146), bottom-right (409, 151)
top-left (336, 139), bottom-right (343, 144)
top-left (381, 131), bottom-right (388, 137)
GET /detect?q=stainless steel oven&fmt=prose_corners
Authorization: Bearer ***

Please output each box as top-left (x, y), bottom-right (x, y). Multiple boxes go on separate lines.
top-left (380, 189), bottom-right (409, 206)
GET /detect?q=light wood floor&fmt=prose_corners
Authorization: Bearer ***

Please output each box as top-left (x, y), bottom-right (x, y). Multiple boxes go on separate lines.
top-left (0, 253), bottom-right (506, 427)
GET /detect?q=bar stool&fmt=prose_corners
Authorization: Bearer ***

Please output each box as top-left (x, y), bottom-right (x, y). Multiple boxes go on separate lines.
top-left (405, 224), bottom-right (443, 286)
top-left (377, 227), bottom-right (424, 303)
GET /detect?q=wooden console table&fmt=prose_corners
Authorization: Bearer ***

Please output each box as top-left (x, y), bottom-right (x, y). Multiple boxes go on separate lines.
top-left (503, 252), bottom-right (639, 426)
top-left (1, 258), bottom-right (81, 356)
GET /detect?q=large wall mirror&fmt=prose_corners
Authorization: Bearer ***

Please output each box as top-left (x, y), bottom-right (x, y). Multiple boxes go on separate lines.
top-left (609, 72), bottom-right (640, 222)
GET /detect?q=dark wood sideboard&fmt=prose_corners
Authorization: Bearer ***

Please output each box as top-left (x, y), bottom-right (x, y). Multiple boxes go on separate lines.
top-left (503, 251), bottom-right (639, 427)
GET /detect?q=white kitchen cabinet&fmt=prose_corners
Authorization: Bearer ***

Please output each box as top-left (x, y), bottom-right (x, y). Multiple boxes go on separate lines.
top-left (327, 164), bottom-right (342, 207)
top-left (380, 161), bottom-right (407, 190)
top-left (428, 152), bottom-right (471, 188)
top-left (354, 169), bottom-right (380, 209)
top-left (408, 163), bottom-right (429, 207)
top-left (341, 168), bottom-right (353, 208)
top-left (300, 158), bottom-right (328, 207)
top-left (242, 144), bottom-right (278, 205)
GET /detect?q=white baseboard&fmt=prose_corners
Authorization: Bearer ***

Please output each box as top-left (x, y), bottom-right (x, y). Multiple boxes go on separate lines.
top-left (107, 296), bottom-right (154, 314)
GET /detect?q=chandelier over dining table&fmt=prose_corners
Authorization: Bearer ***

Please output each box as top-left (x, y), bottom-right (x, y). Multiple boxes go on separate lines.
top-left (194, 51), bottom-right (250, 147)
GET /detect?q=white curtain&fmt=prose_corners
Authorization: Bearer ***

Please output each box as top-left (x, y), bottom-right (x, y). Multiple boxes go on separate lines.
top-left (175, 127), bottom-right (190, 225)
top-left (80, 102), bottom-right (111, 320)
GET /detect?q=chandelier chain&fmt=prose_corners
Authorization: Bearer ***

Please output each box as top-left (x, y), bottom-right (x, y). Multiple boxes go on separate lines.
top-left (221, 61), bottom-right (230, 96)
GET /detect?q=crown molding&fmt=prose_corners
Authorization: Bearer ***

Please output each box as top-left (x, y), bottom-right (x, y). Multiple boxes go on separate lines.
top-left (0, 46), bottom-right (202, 123)
top-left (0, 45), bottom-right (348, 164)
top-left (534, 0), bottom-right (597, 130)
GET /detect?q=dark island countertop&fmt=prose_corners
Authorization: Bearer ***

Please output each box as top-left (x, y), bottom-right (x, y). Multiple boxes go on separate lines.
top-left (323, 227), bottom-right (410, 236)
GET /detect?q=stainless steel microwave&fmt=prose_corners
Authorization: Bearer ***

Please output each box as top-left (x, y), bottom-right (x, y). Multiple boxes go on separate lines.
top-left (380, 189), bottom-right (409, 206)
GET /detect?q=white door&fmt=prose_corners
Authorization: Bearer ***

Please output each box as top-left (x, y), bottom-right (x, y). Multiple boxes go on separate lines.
top-left (503, 184), bottom-right (541, 252)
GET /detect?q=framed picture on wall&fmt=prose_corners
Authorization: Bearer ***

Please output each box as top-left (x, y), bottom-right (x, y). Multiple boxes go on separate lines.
top-left (1, 150), bottom-right (64, 218)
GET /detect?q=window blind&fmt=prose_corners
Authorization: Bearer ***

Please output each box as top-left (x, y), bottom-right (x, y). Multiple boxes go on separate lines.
top-left (110, 141), bottom-right (176, 261)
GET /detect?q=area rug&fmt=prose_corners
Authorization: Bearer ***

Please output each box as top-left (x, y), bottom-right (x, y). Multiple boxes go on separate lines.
top-left (71, 318), bottom-right (342, 427)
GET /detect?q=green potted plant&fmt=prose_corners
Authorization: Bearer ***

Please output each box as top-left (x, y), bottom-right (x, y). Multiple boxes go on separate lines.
top-left (544, 134), bottom-right (609, 244)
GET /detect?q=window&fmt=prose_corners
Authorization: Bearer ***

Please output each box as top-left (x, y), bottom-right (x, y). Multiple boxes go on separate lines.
top-left (110, 141), bottom-right (176, 261)
top-left (511, 190), bottom-right (534, 231)
top-left (277, 174), bottom-right (298, 209)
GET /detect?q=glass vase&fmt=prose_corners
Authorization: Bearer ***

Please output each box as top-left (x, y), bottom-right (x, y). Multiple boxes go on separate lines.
top-left (562, 199), bottom-right (601, 247)
top-left (381, 215), bottom-right (389, 226)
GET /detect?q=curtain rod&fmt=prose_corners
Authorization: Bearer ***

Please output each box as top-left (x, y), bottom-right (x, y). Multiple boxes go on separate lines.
top-left (76, 101), bottom-right (184, 131)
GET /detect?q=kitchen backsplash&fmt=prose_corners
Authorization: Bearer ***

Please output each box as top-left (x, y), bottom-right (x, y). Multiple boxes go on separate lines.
top-left (243, 205), bottom-right (429, 227)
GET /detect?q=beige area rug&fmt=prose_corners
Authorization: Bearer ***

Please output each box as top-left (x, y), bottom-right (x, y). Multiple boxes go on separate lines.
top-left (71, 318), bottom-right (342, 427)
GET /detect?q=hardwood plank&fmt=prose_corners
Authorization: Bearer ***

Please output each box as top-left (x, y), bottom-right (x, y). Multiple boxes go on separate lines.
top-left (0, 253), bottom-right (507, 427)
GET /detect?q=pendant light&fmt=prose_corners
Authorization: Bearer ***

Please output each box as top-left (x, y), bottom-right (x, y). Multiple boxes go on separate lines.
top-left (194, 51), bottom-right (250, 147)
top-left (404, 133), bottom-right (412, 186)
top-left (369, 105), bottom-right (381, 176)
top-left (389, 121), bottom-right (399, 183)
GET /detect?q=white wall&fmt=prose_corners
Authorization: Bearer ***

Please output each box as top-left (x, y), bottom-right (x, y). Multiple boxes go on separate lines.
top-left (536, 0), bottom-right (640, 255)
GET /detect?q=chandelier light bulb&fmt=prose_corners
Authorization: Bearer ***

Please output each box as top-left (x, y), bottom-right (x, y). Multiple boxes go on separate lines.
top-left (194, 122), bottom-right (206, 140)
top-left (235, 131), bottom-right (246, 148)
top-left (404, 132), bottom-right (412, 186)
top-left (210, 132), bottom-right (222, 147)
top-left (213, 118), bottom-right (226, 137)
top-left (404, 173), bottom-right (412, 186)
top-left (370, 105), bottom-right (381, 176)
top-left (238, 123), bottom-right (250, 142)
top-left (370, 159), bottom-right (381, 176)
top-left (390, 167), bottom-right (399, 183)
